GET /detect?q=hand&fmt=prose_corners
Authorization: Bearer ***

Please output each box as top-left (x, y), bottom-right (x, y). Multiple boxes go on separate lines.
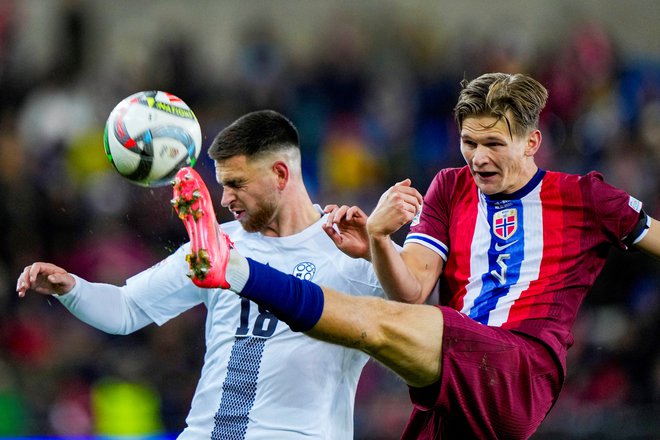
top-left (322, 204), bottom-right (371, 260)
top-left (367, 179), bottom-right (423, 239)
top-left (16, 262), bottom-right (76, 298)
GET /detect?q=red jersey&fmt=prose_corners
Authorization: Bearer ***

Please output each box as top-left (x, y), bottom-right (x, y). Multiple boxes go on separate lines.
top-left (406, 166), bottom-right (644, 372)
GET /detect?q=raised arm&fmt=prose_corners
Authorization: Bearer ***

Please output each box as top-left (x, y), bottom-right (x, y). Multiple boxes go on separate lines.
top-left (367, 179), bottom-right (443, 304)
top-left (368, 238), bottom-right (444, 304)
top-left (17, 262), bottom-right (153, 335)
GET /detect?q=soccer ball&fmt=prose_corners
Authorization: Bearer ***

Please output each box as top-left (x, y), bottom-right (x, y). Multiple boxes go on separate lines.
top-left (103, 90), bottom-right (202, 187)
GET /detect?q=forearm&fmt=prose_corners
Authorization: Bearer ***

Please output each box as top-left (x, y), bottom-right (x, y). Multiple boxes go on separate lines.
top-left (635, 217), bottom-right (660, 258)
top-left (370, 236), bottom-right (426, 303)
top-left (57, 275), bottom-right (153, 335)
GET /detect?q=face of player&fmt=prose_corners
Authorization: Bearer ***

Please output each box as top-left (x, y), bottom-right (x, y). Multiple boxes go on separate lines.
top-left (216, 155), bottom-right (280, 233)
top-left (459, 115), bottom-right (541, 195)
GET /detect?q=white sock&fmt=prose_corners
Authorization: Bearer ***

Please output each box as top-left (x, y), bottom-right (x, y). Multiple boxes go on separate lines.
top-left (226, 250), bottom-right (250, 293)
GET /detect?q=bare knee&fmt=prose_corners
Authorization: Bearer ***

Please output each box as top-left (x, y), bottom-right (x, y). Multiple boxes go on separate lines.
top-left (363, 300), bottom-right (444, 387)
top-left (307, 291), bottom-right (444, 386)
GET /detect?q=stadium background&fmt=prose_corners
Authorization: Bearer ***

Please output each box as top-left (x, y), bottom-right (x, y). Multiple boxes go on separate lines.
top-left (0, 0), bottom-right (659, 438)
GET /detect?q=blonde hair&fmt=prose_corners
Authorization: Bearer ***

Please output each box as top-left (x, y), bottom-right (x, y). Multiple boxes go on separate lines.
top-left (454, 73), bottom-right (548, 137)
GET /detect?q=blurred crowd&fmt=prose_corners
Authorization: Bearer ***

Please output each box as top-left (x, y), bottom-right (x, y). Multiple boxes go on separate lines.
top-left (0, 1), bottom-right (659, 438)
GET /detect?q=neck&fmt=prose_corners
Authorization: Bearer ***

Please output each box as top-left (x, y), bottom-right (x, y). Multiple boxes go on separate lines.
top-left (261, 191), bottom-right (321, 237)
top-left (516, 164), bottom-right (539, 191)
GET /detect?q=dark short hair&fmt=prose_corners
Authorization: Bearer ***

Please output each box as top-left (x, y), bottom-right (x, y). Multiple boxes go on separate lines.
top-left (207, 110), bottom-right (300, 161)
top-left (453, 73), bottom-right (548, 137)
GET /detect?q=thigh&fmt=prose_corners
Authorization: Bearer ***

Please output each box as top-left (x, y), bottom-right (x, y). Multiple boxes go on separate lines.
top-left (408, 307), bottom-right (561, 439)
top-left (312, 289), bottom-right (445, 388)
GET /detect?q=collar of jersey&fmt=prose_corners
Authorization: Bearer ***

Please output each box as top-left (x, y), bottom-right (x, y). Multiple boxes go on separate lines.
top-left (483, 168), bottom-right (546, 201)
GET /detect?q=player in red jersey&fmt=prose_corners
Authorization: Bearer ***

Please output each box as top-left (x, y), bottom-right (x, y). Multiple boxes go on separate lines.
top-left (165, 73), bottom-right (660, 439)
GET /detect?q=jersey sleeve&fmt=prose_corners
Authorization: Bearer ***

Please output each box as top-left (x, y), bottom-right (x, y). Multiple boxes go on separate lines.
top-left (404, 170), bottom-right (453, 260)
top-left (124, 244), bottom-right (205, 325)
top-left (584, 171), bottom-right (644, 249)
top-left (57, 276), bottom-right (154, 335)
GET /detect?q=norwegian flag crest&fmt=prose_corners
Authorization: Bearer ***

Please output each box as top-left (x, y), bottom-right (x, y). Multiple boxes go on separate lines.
top-left (493, 208), bottom-right (518, 240)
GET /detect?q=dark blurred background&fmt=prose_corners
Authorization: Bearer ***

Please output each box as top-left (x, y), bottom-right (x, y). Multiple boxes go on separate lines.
top-left (0, 0), bottom-right (659, 438)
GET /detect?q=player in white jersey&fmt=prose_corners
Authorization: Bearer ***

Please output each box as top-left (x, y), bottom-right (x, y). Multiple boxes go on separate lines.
top-left (16, 110), bottom-right (384, 439)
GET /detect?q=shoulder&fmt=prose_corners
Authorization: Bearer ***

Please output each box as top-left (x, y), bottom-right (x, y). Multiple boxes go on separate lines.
top-left (432, 166), bottom-right (471, 183)
top-left (546, 169), bottom-right (607, 185)
top-left (426, 166), bottom-right (471, 194)
top-left (543, 170), bottom-right (623, 197)
top-left (548, 169), bottom-right (641, 219)
top-left (574, 170), bottom-right (629, 199)
top-left (423, 166), bottom-right (475, 212)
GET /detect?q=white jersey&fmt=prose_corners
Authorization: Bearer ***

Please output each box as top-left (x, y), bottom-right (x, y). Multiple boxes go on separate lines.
top-left (120, 211), bottom-right (384, 439)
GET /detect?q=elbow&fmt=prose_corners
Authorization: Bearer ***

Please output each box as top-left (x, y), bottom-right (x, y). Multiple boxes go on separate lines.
top-left (365, 302), bottom-right (443, 388)
top-left (93, 323), bottom-right (135, 336)
top-left (110, 326), bottom-right (135, 336)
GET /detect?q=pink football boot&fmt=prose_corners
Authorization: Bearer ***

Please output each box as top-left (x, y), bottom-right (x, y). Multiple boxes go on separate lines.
top-left (171, 166), bottom-right (233, 288)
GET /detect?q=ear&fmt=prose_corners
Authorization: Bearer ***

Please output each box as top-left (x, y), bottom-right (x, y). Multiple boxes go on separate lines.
top-left (272, 161), bottom-right (289, 190)
top-left (525, 130), bottom-right (542, 157)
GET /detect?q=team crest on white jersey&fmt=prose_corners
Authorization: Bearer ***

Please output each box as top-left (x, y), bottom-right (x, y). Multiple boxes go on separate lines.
top-left (493, 208), bottom-right (518, 240)
top-left (293, 262), bottom-right (316, 280)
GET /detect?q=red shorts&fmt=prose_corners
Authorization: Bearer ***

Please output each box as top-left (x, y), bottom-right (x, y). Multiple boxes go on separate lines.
top-left (401, 307), bottom-right (562, 440)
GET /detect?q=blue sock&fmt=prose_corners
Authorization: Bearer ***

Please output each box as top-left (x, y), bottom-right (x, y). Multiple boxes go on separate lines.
top-left (240, 258), bottom-right (325, 332)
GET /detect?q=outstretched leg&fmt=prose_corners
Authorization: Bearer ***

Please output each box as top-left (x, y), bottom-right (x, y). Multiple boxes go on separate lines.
top-left (171, 169), bottom-right (444, 387)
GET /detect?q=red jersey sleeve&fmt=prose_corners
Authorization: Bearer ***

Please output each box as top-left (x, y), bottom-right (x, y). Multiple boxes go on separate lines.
top-left (582, 171), bottom-right (644, 249)
top-left (406, 168), bottom-right (464, 260)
